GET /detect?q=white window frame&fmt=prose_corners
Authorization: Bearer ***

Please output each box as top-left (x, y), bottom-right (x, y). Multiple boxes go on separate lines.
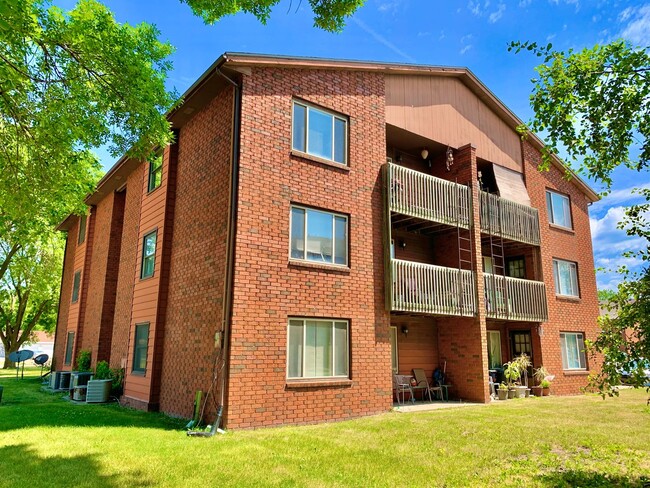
top-left (286, 318), bottom-right (350, 380)
top-left (289, 205), bottom-right (348, 266)
top-left (487, 330), bottom-right (502, 369)
top-left (292, 100), bottom-right (348, 165)
top-left (560, 332), bottom-right (587, 370)
top-left (553, 258), bottom-right (579, 297)
top-left (389, 326), bottom-right (399, 374)
top-left (546, 189), bottom-right (573, 229)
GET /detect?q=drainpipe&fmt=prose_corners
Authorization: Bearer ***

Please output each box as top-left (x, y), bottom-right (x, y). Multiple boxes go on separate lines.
top-left (187, 65), bottom-right (241, 437)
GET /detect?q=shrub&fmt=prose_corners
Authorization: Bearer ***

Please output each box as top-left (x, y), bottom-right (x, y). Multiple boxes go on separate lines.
top-left (94, 361), bottom-right (112, 380)
top-left (76, 350), bottom-right (92, 372)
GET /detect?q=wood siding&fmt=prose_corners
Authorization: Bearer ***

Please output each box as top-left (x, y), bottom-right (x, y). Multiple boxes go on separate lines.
top-left (386, 75), bottom-right (522, 171)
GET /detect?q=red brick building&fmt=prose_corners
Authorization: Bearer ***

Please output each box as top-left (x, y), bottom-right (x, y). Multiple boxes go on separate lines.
top-left (53, 53), bottom-right (600, 428)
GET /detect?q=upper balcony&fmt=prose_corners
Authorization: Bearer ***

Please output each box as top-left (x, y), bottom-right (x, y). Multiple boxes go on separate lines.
top-left (385, 163), bottom-right (471, 231)
top-left (484, 273), bottom-right (548, 322)
top-left (479, 191), bottom-right (540, 246)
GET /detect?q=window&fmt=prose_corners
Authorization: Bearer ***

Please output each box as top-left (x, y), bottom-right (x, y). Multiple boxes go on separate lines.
top-left (389, 326), bottom-right (399, 374)
top-left (78, 214), bottom-right (87, 244)
top-left (148, 155), bottom-right (163, 192)
top-left (290, 206), bottom-right (348, 266)
top-left (292, 101), bottom-right (347, 164)
top-left (287, 318), bottom-right (349, 379)
top-left (71, 270), bottom-right (81, 303)
top-left (546, 190), bottom-right (572, 228)
top-left (553, 259), bottom-right (579, 297)
top-left (506, 257), bottom-right (526, 279)
top-left (487, 330), bottom-right (502, 369)
top-left (510, 331), bottom-right (532, 359)
top-left (132, 323), bottom-right (150, 373)
top-left (140, 230), bottom-right (157, 279)
top-left (64, 331), bottom-right (75, 365)
top-left (560, 332), bottom-right (587, 370)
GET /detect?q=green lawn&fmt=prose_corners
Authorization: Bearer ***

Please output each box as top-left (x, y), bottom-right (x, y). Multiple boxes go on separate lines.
top-left (0, 368), bottom-right (649, 487)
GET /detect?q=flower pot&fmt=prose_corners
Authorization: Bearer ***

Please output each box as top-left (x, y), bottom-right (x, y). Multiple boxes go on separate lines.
top-left (525, 389), bottom-right (531, 398)
top-left (542, 387), bottom-right (550, 396)
top-left (86, 379), bottom-right (112, 403)
top-left (516, 386), bottom-right (526, 398)
top-left (497, 389), bottom-right (508, 400)
top-left (507, 388), bottom-right (516, 399)
top-left (531, 386), bottom-right (543, 397)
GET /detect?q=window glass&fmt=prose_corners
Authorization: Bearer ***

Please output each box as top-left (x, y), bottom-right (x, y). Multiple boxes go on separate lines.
top-left (141, 231), bottom-right (157, 279)
top-left (64, 331), bottom-right (75, 365)
top-left (334, 118), bottom-right (346, 163)
top-left (78, 215), bottom-right (87, 244)
top-left (292, 104), bottom-right (306, 152)
top-left (553, 259), bottom-right (579, 297)
top-left (71, 271), bottom-right (81, 303)
top-left (560, 332), bottom-right (587, 369)
top-left (133, 323), bottom-right (150, 373)
top-left (546, 190), bottom-right (572, 228)
top-left (148, 156), bottom-right (163, 192)
top-left (308, 109), bottom-right (333, 161)
top-left (292, 101), bottom-right (347, 164)
top-left (287, 319), bottom-right (349, 379)
top-left (290, 206), bottom-right (348, 266)
top-left (487, 331), bottom-right (502, 369)
top-left (507, 257), bottom-right (525, 279)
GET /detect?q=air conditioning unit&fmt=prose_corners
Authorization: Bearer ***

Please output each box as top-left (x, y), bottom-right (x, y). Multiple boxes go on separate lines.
top-left (58, 371), bottom-right (71, 390)
top-left (49, 371), bottom-right (62, 390)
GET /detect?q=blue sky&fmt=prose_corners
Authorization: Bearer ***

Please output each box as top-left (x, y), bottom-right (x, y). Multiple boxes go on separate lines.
top-left (62, 0), bottom-right (650, 290)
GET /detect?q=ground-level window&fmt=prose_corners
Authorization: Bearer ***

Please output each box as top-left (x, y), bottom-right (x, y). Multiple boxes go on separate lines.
top-left (287, 318), bottom-right (349, 379)
top-left (290, 206), bottom-right (348, 266)
top-left (64, 331), bottom-right (75, 365)
top-left (553, 258), bottom-right (579, 297)
top-left (560, 332), bottom-right (587, 370)
top-left (487, 330), bottom-right (502, 369)
top-left (132, 323), bottom-right (150, 374)
top-left (389, 326), bottom-right (398, 374)
top-left (71, 270), bottom-right (81, 303)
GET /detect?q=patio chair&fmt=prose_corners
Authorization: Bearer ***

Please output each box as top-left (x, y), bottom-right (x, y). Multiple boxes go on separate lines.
top-left (392, 374), bottom-right (414, 405)
top-left (412, 368), bottom-right (438, 402)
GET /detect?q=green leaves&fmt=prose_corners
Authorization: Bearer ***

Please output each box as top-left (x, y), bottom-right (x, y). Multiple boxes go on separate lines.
top-left (179, 0), bottom-right (365, 32)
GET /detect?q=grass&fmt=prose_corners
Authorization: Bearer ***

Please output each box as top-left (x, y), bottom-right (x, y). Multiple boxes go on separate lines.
top-left (0, 368), bottom-right (649, 487)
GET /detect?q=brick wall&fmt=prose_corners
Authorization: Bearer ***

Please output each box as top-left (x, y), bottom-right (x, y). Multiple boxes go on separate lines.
top-left (53, 231), bottom-right (76, 369)
top-left (522, 140), bottom-right (600, 394)
top-left (226, 67), bottom-right (391, 428)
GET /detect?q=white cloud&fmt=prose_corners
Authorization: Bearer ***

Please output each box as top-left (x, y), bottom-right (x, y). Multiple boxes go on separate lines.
top-left (590, 206), bottom-right (626, 239)
top-left (468, 0), bottom-right (490, 16)
top-left (619, 4), bottom-right (650, 45)
top-left (591, 182), bottom-right (650, 215)
top-left (351, 17), bottom-right (417, 63)
top-left (519, 0), bottom-right (531, 7)
top-left (460, 44), bottom-right (473, 55)
top-left (489, 3), bottom-right (506, 23)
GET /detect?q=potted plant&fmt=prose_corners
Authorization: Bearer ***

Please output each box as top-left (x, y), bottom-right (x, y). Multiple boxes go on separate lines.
top-left (497, 382), bottom-right (509, 400)
top-left (532, 366), bottom-right (552, 397)
top-left (503, 361), bottom-right (521, 399)
top-left (86, 360), bottom-right (113, 403)
top-left (513, 354), bottom-right (532, 398)
top-left (540, 379), bottom-right (551, 396)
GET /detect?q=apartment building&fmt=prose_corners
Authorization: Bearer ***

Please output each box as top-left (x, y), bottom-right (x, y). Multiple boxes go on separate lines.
top-left (53, 53), bottom-right (600, 429)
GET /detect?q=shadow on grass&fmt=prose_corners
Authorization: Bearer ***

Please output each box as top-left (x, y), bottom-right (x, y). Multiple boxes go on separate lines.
top-left (537, 470), bottom-right (650, 487)
top-left (0, 375), bottom-right (184, 433)
top-left (1, 444), bottom-right (155, 487)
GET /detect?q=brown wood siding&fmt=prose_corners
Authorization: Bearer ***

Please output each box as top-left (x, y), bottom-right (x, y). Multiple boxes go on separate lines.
top-left (386, 75), bottom-right (522, 171)
top-left (391, 316), bottom-right (439, 377)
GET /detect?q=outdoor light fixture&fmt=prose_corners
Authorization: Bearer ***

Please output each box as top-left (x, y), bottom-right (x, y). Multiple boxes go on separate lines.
top-left (399, 240), bottom-right (406, 249)
top-left (446, 146), bottom-right (454, 171)
top-left (421, 148), bottom-right (429, 160)
top-left (401, 325), bottom-right (409, 336)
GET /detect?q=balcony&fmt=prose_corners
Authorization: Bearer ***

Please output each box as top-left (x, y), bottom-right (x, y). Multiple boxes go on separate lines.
top-left (479, 191), bottom-right (540, 245)
top-left (484, 274), bottom-right (548, 322)
top-left (390, 259), bottom-right (476, 317)
top-left (385, 163), bottom-right (471, 229)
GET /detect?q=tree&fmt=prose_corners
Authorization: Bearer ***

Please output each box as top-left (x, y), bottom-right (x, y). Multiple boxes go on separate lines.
top-left (180, 0), bottom-right (365, 32)
top-left (0, 233), bottom-right (63, 369)
top-left (510, 40), bottom-right (650, 395)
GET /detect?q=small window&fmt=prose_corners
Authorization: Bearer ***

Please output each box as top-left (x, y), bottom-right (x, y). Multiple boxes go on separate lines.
top-left (64, 331), bottom-right (75, 366)
top-left (560, 332), bottom-right (587, 370)
top-left (78, 214), bottom-right (87, 244)
top-left (132, 323), bottom-right (150, 373)
top-left (290, 206), bottom-right (348, 266)
top-left (148, 155), bottom-right (163, 192)
top-left (71, 270), bottom-right (81, 303)
top-left (553, 259), bottom-right (579, 297)
top-left (140, 230), bottom-right (157, 279)
top-left (487, 330), bottom-right (502, 369)
top-left (546, 190), bottom-right (572, 229)
top-left (292, 101), bottom-right (348, 164)
top-left (287, 318), bottom-right (349, 379)
top-left (506, 257), bottom-right (526, 279)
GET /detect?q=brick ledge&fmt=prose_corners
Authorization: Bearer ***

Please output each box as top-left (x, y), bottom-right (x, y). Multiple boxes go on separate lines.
top-left (290, 150), bottom-right (351, 172)
top-left (288, 260), bottom-right (351, 273)
top-left (285, 379), bottom-right (353, 389)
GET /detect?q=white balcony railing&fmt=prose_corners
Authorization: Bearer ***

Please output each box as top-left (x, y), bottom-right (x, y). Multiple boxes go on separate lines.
top-left (391, 259), bottom-right (476, 317)
top-left (479, 191), bottom-right (540, 245)
top-left (484, 273), bottom-right (548, 322)
top-left (386, 163), bottom-right (471, 229)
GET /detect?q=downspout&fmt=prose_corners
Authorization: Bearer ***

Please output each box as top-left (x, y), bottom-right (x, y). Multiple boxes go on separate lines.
top-left (188, 66), bottom-right (241, 437)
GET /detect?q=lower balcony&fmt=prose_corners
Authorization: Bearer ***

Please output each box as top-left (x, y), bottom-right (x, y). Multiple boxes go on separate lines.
top-left (390, 259), bottom-right (476, 317)
top-left (484, 274), bottom-right (548, 322)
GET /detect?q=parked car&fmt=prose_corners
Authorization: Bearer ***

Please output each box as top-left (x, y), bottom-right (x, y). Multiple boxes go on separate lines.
top-left (620, 360), bottom-right (650, 386)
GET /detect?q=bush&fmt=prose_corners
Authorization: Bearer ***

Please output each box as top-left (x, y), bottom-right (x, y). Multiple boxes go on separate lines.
top-left (94, 361), bottom-right (111, 380)
top-left (75, 350), bottom-right (92, 372)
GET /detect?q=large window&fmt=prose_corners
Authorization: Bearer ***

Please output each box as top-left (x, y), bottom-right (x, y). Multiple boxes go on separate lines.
top-left (290, 206), bottom-right (348, 266)
top-left (71, 270), bottom-right (81, 303)
top-left (546, 190), bottom-right (572, 229)
top-left (148, 155), bottom-right (163, 192)
top-left (292, 101), bottom-right (347, 164)
top-left (78, 214), bottom-right (87, 244)
top-left (287, 318), bottom-right (349, 379)
top-left (132, 323), bottom-right (150, 374)
top-left (560, 332), bottom-right (587, 370)
top-left (64, 331), bottom-right (75, 365)
top-left (487, 330), bottom-right (502, 369)
top-left (553, 259), bottom-right (579, 297)
top-left (140, 230), bottom-right (157, 279)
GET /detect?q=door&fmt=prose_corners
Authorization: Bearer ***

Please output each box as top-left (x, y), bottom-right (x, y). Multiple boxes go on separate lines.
top-left (510, 330), bottom-right (533, 384)
top-left (389, 326), bottom-right (399, 374)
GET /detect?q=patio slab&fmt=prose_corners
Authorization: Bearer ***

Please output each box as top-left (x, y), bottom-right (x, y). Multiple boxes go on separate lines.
top-left (393, 401), bottom-right (486, 413)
